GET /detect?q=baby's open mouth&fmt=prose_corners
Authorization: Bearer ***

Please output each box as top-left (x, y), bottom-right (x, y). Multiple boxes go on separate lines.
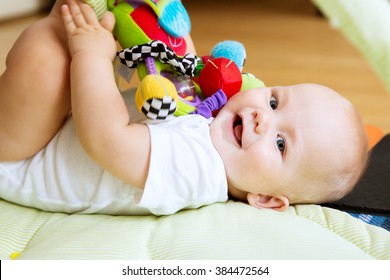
top-left (233, 115), bottom-right (243, 146)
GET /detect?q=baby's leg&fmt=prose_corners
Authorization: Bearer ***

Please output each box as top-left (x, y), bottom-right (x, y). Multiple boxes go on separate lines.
top-left (0, 0), bottom-right (72, 161)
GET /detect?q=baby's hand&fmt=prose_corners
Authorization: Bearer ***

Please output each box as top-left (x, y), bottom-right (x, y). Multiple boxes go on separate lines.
top-left (61, 0), bottom-right (116, 60)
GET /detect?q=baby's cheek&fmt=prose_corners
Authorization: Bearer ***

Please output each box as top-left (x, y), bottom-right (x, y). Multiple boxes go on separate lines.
top-left (246, 147), bottom-right (273, 176)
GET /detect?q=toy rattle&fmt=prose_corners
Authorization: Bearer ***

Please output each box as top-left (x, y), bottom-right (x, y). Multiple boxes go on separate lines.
top-left (83, 0), bottom-right (265, 120)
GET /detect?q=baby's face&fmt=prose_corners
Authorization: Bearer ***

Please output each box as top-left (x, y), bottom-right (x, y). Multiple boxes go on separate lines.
top-left (210, 83), bottom-right (358, 206)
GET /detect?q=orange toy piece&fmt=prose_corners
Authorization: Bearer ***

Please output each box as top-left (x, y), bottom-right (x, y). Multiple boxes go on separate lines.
top-left (365, 124), bottom-right (384, 150)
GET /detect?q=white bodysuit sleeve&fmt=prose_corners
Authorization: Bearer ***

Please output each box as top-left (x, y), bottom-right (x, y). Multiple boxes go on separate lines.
top-left (137, 115), bottom-right (228, 215)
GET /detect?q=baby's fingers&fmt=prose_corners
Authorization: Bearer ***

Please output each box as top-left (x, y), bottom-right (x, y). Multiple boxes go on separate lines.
top-left (79, 2), bottom-right (100, 26)
top-left (67, 0), bottom-right (88, 28)
top-left (61, 4), bottom-right (76, 35)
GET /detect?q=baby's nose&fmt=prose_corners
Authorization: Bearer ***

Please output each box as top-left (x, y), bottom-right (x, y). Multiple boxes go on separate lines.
top-left (254, 109), bottom-right (273, 134)
top-left (254, 110), bottom-right (263, 134)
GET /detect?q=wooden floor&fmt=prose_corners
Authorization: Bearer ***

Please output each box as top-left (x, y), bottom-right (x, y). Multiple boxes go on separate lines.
top-left (1, 0), bottom-right (390, 133)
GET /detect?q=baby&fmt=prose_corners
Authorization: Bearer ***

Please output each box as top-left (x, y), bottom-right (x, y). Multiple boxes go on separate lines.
top-left (0, 0), bottom-right (368, 215)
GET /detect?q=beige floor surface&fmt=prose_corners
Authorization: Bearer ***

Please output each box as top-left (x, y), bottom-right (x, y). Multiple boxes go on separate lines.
top-left (1, 0), bottom-right (389, 133)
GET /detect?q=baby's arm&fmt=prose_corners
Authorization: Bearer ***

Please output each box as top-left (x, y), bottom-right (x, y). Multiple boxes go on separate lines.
top-left (61, 0), bottom-right (150, 189)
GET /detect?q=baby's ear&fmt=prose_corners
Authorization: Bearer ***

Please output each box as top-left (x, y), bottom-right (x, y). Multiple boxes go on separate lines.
top-left (247, 193), bottom-right (289, 212)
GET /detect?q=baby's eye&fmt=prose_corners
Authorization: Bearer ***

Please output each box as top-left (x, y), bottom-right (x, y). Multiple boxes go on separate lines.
top-left (270, 95), bottom-right (278, 110)
top-left (276, 135), bottom-right (286, 154)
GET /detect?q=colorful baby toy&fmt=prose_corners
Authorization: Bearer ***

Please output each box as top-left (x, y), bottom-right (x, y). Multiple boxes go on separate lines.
top-left (84, 0), bottom-right (265, 120)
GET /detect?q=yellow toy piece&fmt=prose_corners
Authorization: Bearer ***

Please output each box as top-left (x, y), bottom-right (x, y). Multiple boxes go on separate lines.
top-left (10, 251), bottom-right (21, 260)
top-left (135, 75), bottom-right (179, 120)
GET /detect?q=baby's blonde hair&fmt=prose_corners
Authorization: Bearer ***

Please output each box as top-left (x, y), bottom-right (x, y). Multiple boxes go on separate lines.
top-left (287, 101), bottom-right (369, 205)
top-left (306, 142), bottom-right (368, 205)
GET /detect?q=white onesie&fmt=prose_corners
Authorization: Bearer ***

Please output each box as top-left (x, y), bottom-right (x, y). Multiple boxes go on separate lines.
top-left (0, 90), bottom-right (228, 215)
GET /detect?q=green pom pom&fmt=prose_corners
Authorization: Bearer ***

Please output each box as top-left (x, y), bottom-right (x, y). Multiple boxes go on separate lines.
top-left (240, 73), bottom-right (265, 91)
